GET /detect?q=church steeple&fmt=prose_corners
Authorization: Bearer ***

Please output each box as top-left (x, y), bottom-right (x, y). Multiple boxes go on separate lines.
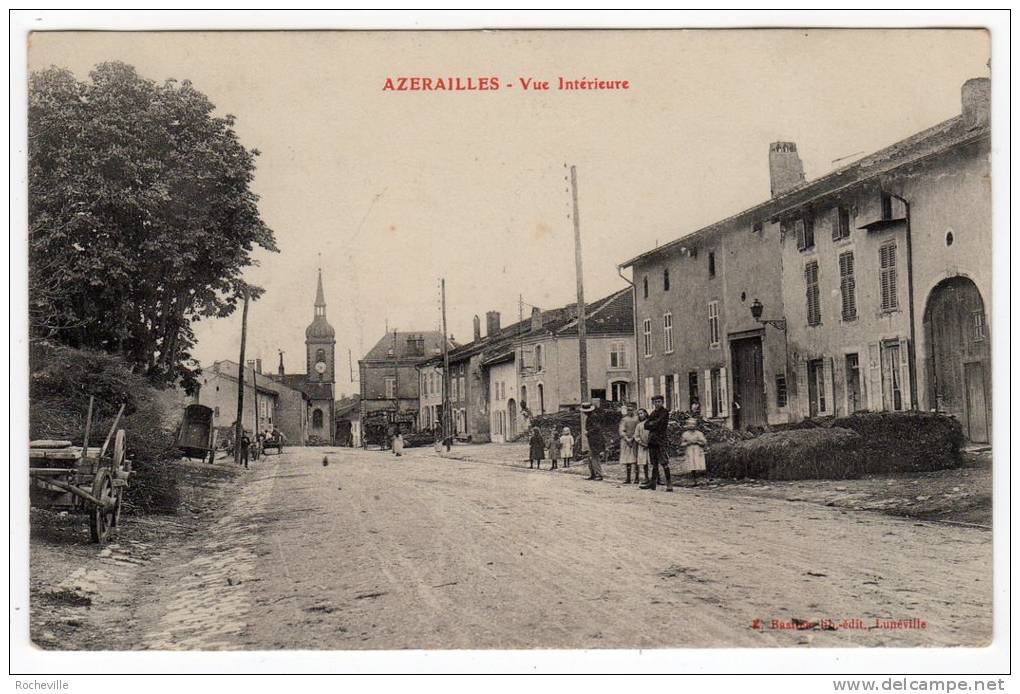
top-left (314, 267), bottom-right (326, 318)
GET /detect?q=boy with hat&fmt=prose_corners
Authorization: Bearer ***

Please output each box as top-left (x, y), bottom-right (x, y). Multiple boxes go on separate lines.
top-left (579, 403), bottom-right (604, 481)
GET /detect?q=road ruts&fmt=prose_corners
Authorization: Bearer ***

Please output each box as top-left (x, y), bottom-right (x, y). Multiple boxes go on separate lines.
top-left (140, 454), bottom-right (283, 650)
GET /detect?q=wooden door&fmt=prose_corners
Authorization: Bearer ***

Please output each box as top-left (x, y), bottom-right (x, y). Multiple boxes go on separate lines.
top-left (730, 337), bottom-right (767, 428)
top-left (964, 362), bottom-right (989, 443)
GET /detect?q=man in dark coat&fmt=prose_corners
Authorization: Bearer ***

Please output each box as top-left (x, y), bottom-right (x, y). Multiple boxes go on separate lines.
top-left (581, 403), bottom-right (605, 481)
top-left (640, 395), bottom-right (672, 491)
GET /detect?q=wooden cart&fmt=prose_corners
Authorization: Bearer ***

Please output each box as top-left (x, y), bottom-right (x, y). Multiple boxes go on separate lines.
top-left (177, 404), bottom-right (218, 464)
top-left (29, 399), bottom-right (131, 543)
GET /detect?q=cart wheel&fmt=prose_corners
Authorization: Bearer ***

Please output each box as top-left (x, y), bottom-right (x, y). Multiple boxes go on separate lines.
top-left (111, 429), bottom-right (126, 476)
top-left (88, 469), bottom-right (116, 543)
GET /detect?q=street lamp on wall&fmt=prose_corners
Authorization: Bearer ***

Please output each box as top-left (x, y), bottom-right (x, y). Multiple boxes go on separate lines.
top-left (750, 298), bottom-right (787, 332)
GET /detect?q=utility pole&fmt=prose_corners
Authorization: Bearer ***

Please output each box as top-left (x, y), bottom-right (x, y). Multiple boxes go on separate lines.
top-left (234, 284), bottom-right (250, 466)
top-left (570, 164), bottom-right (590, 451)
top-left (441, 278), bottom-right (451, 440)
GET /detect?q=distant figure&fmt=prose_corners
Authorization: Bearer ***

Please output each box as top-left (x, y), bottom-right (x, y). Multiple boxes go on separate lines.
top-left (528, 427), bottom-right (545, 470)
top-left (681, 418), bottom-right (708, 486)
top-left (239, 431), bottom-right (252, 470)
top-left (618, 404), bottom-right (639, 484)
top-left (640, 395), bottom-right (672, 491)
top-left (548, 430), bottom-right (562, 470)
top-left (560, 427), bottom-right (575, 467)
top-left (634, 409), bottom-right (650, 484)
top-left (581, 404), bottom-right (604, 481)
top-left (690, 399), bottom-right (702, 421)
top-left (392, 431), bottom-right (404, 457)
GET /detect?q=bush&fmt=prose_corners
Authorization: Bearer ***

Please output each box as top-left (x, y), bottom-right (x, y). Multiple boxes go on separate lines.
top-left (707, 427), bottom-right (865, 480)
top-left (29, 341), bottom-right (182, 513)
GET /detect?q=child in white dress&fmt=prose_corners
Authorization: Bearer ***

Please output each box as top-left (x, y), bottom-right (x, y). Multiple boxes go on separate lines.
top-left (560, 427), bottom-right (575, 467)
top-left (680, 418), bottom-right (707, 485)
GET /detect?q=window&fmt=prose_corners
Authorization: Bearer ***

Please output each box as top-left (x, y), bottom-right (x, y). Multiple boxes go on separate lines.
top-left (710, 368), bottom-right (723, 418)
top-left (643, 276), bottom-right (648, 299)
top-left (879, 242), bottom-right (898, 311)
top-left (610, 381), bottom-right (628, 403)
top-left (535, 345), bottom-right (543, 371)
top-left (881, 192), bottom-right (894, 220)
top-left (807, 359), bottom-right (825, 416)
top-left (663, 313), bottom-right (674, 353)
top-left (838, 251), bottom-right (857, 321)
top-left (459, 376), bottom-right (465, 401)
top-left (663, 268), bottom-right (670, 291)
top-left (665, 376), bottom-right (675, 411)
top-left (833, 205), bottom-right (851, 241)
top-left (384, 376), bottom-right (396, 399)
top-left (753, 221), bottom-right (763, 235)
top-left (775, 374), bottom-right (788, 408)
top-left (643, 319), bottom-right (652, 356)
top-left (610, 341), bottom-right (628, 368)
top-left (708, 252), bottom-right (716, 277)
top-left (708, 301), bottom-right (720, 347)
top-left (537, 383), bottom-right (545, 413)
top-left (805, 260), bottom-right (821, 326)
top-left (312, 408), bottom-right (324, 428)
top-left (881, 341), bottom-right (905, 411)
top-left (688, 372), bottom-right (699, 409)
top-left (795, 211), bottom-right (815, 251)
top-left (521, 385), bottom-right (528, 410)
top-left (973, 311), bottom-right (986, 342)
top-left (846, 353), bottom-right (862, 413)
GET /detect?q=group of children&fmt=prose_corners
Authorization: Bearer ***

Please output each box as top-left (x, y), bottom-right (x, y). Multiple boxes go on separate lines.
top-left (526, 403), bottom-right (709, 487)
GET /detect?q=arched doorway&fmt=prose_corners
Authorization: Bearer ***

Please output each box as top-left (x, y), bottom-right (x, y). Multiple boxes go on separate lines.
top-left (923, 276), bottom-right (990, 442)
top-left (507, 399), bottom-right (517, 439)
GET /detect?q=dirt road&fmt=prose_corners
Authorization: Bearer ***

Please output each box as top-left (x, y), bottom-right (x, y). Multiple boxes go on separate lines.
top-left (33, 445), bottom-right (992, 649)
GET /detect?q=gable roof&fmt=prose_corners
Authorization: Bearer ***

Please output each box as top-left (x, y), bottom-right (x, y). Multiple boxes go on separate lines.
top-left (620, 111), bottom-right (991, 269)
top-left (418, 287), bottom-right (634, 369)
top-left (206, 360), bottom-right (281, 396)
top-left (360, 331), bottom-right (454, 363)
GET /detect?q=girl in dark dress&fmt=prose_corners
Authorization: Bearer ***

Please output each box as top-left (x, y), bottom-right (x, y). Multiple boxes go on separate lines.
top-left (528, 427), bottom-right (546, 469)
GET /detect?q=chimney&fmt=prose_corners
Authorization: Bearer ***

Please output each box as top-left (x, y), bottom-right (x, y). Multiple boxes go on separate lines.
top-left (246, 359), bottom-right (255, 373)
top-left (486, 311), bottom-right (501, 337)
top-left (769, 141), bottom-right (806, 197)
top-left (255, 358), bottom-right (262, 375)
top-left (473, 315), bottom-right (481, 342)
top-left (962, 77), bottom-right (990, 129)
top-left (531, 306), bottom-right (543, 332)
top-left (278, 351), bottom-right (285, 377)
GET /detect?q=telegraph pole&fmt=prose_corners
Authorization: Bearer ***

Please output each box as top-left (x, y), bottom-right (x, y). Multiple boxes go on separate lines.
top-left (570, 165), bottom-right (590, 451)
top-left (441, 278), bottom-right (451, 440)
top-left (234, 284), bottom-right (250, 466)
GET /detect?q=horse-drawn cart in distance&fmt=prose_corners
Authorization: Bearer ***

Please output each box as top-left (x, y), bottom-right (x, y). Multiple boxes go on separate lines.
top-left (29, 397), bottom-right (130, 543)
top-left (177, 403), bottom-right (218, 464)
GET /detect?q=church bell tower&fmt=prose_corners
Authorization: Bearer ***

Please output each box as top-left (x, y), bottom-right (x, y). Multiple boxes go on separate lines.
top-left (305, 269), bottom-right (336, 383)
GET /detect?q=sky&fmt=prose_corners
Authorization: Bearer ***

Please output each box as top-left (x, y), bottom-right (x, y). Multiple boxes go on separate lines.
top-left (28, 29), bottom-right (989, 397)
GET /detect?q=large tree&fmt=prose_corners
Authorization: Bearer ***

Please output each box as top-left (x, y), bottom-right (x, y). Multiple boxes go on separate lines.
top-left (28, 61), bottom-right (277, 390)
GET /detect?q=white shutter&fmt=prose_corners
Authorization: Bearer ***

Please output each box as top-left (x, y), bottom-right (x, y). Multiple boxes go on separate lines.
top-left (797, 360), bottom-right (810, 419)
top-left (719, 367), bottom-right (729, 422)
top-left (645, 377), bottom-right (654, 409)
top-left (659, 375), bottom-right (666, 400)
top-left (867, 343), bottom-right (883, 411)
top-left (822, 358), bottom-right (835, 416)
top-left (703, 369), bottom-right (713, 418)
top-left (673, 373), bottom-right (680, 411)
top-left (899, 337), bottom-right (912, 410)
top-left (520, 347), bottom-right (533, 370)
top-left (833, 354), bottom-right (847, 416)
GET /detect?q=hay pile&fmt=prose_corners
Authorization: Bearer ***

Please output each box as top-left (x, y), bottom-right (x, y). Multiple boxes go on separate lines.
top-left (530, 408), bottom-right (623, 456)
top-left (831, 411), bottom-right (964, 473)
top-left (707, 427), bottom-right (865, 480)
top-left (30, 341), bottom-right (182, 513)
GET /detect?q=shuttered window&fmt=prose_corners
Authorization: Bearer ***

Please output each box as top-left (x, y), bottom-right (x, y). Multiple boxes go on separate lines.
top-left (643, 319), bottom-right (652, 356)
top-left (796, 210), bottom-right (815, 250)
top-left (663, 313), bottom-right (674, 353)
top-left (880, 242), bottom-right (898, 311)
top-left (708, 301), bottom-right (720, 346)
top-left (805, 260), bottom-right (821, 326)
top-left (833, 205), bottom-right (851, 241)
top-left (839, 251), bottom-right (857, 321)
